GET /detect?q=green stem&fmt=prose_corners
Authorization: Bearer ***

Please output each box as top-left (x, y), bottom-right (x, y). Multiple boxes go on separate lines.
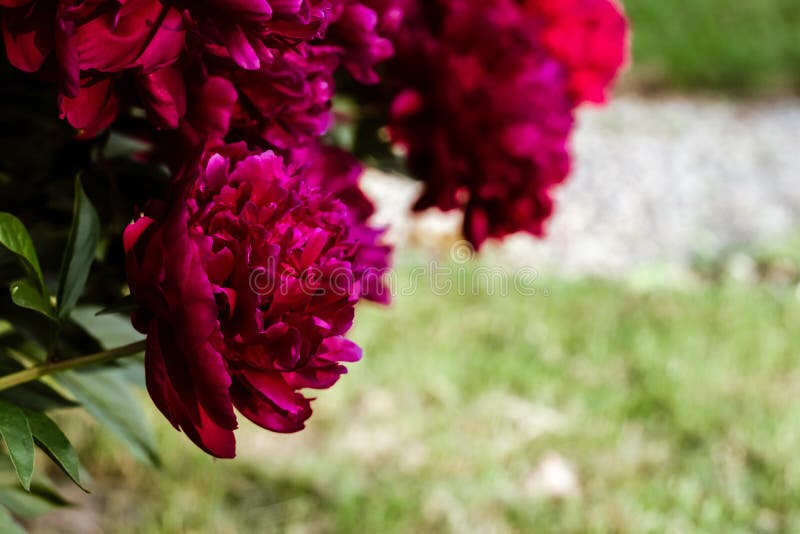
top-left (0, 340), bottom-right (147, 392)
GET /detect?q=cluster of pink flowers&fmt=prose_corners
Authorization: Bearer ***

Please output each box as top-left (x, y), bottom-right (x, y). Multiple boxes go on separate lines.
top-left (387, 0), bottom-right (627, 247)
top-left (1, 0), bottom-right (396, 455)
top-left (0, 0), bottom-right (395, 144)
top-left (1, 0), bottom-right (626, 456)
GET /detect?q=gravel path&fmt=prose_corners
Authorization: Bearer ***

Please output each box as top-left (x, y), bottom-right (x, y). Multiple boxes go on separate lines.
top-left (364, 96), bottom-right (800, 276)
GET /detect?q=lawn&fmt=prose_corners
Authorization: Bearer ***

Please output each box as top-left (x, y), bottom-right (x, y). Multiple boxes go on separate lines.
top-left (27, 267), bottom-right (800, 533)
top-left (621, 0), bottom-right (800, 94)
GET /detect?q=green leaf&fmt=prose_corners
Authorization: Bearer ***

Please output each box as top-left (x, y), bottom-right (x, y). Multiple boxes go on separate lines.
top-left (0, 505), bottom-right (25, 534)
top-left (0, 213), bottom-right (46, 295)
top-left (57, 178), bottom-right (100, 320)
top-left (23, 411), bottom-right (85, 492)
top-left (57, 370), bottom-right (159, 466)
top-left (9, 280), bottom-right (55, 321)
top-left (0, 401), bottom-right (33, 491)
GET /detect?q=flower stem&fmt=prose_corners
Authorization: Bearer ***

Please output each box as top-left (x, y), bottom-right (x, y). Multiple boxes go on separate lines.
top-left (0, 340), bottom-right (147, 392)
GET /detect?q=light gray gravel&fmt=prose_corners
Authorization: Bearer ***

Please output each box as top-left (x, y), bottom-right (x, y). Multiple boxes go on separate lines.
top-left (364, 96), bottom-right (800, 276)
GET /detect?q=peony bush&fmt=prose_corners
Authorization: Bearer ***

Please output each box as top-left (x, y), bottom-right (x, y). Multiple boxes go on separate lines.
top-left (0, 0), bottom-right (626, 525)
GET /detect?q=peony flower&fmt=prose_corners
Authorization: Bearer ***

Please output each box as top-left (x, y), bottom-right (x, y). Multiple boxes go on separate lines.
top-left (168, 0), bottom-right (398, 148)
top-left (167, 0), bottom-right (332, 70)
top-left (124, 147), bottom-right (388, 457)
top-left (218, 0), bottom-right (399, 149)
top-left (2, 0), bottom-right (397, 144)
top-left (1, 0), bottom-right (186, 137)
top-left (386, 0), bottom-right (627, 247)
top-left (227, 46), bottom-right (340, 149)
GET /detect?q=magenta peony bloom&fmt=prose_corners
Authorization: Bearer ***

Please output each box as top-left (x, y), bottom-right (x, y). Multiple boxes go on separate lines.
top-left (324, 0), bottom-right (394, 84)
top-left (387, 0), bottom-right (627, 247)
top-left (124, 147), bottom-right (388, 457)
top-left (218, 0), bottom-right (398, 149)
top-left (167, 0), bottom-right (331, 71)
top-left (227, 46), bottom-right (340, 149)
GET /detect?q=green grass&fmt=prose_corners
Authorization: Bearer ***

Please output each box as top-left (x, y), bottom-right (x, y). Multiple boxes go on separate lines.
top-left (29, 269), bottom-right (800, 533)
top-left (621, 0), bottom-right (800, 94)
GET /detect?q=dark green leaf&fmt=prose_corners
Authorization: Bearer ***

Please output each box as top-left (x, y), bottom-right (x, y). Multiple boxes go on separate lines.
top-left (9, 280), bottom-right (55, 321)
top-left (57, 178), bottom-right (100, 320)
top-left (0, 401), bottom-right (33, 491)
top-left (0, 505), bottom-right (25, 534)
top-left (0, 213), bottom-right (46, 295)
top-left (23, 410), bottom-right (85, 491)
top-left (57, 370), bottom-right (159, 466)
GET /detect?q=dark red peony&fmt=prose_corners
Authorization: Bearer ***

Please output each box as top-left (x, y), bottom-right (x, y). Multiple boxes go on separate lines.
top-left (124, 147), bottom-right (389, 457)
top-left (1, 0), bottom-right (186, 137)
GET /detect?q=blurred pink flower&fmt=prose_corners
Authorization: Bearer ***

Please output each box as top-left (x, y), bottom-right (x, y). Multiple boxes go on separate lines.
top-left (387, 0), bottom-right (627, 247)
top-left (531, 0), bottom-right (629, 104)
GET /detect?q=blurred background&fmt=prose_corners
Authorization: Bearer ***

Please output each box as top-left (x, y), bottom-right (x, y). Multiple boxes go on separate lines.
top-left (29, 1), bottom-right (800, 532)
